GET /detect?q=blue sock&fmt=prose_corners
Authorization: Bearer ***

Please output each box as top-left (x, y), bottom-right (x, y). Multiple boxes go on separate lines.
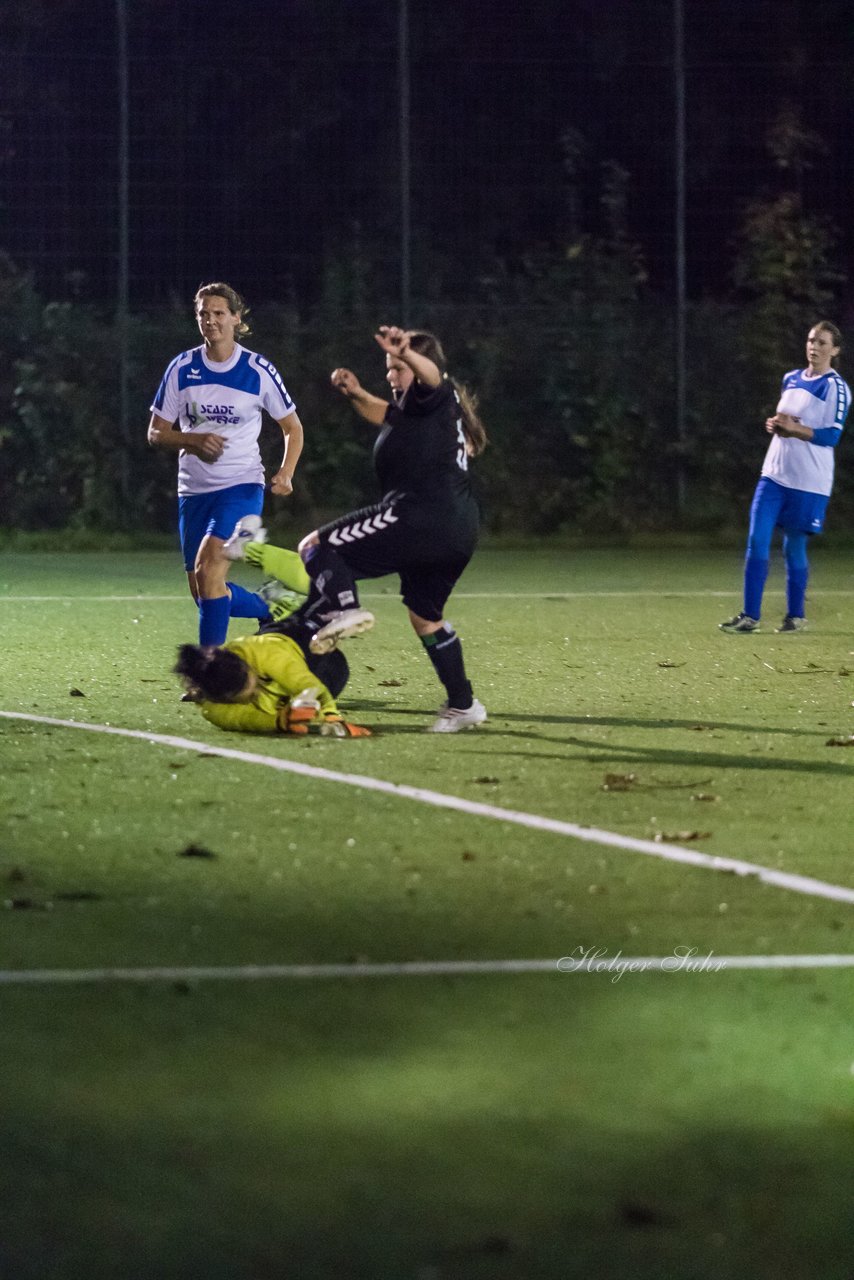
top-left (226, 581), bottom-right (270, 620)
top-left (198, 596), bottom-right (232, 646)
top-left (743, 555), bottom-right (769, 620)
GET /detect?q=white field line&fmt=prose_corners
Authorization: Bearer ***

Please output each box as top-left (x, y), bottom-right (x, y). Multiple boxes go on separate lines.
top-left (3, 589), bottom-right (854, 602)
top-left (2, 954), bottom-right (854, 986)
top-left (2, 711), bottom-right (854, 907)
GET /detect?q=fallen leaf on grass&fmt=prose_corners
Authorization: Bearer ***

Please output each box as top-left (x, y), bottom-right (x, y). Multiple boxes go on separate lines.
top-left (826, 736), bottom-right (854, 747)
top-left (619, 1201), bottom-right (673, 1228)
top-left (653, 830), bottom-right (712, 843)
top-left (471, 775), bottom-right (500, 785)
top-left (754, 654), bottom-right (835, 675)
top-left (69, 688), bottom-right (85, 697)
top-left (601, 772), bottom-right (638, 791)
top-left (691, 792), bottom-right (720, 802)
top-left (54, 890), bottom-right (104, 902)
top-left (657, 660), bottom-right (686, 668)
top-left (178, 843), bottom-right (217, 859)
top-left (377, 678), bottom-right (404, 687)
top-left (461, 851), bottom-right (477, 861)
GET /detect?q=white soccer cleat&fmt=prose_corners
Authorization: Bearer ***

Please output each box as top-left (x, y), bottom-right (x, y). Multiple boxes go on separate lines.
top-left (222, 514), bottom-right (267, 561)
top-left (308, 608), bottom-right (375, 655)
top-left (427, 698), bottom-right (488, 733)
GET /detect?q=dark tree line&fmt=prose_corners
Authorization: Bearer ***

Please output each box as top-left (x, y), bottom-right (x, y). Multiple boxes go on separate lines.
top-left (0, 1), bottom-right (852, 536)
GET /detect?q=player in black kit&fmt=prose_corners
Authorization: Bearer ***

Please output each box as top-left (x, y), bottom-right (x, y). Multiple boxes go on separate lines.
top-left (300, 324), bottom-right (488, 733)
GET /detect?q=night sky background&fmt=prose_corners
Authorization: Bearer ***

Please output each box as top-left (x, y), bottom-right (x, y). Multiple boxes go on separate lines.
top-left (3, 0), bottom-right (853, 314)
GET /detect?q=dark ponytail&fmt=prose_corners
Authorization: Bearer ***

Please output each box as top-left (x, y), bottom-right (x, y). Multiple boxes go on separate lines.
top-left (174, 644), bottom-right (250, 701)
top-left (408, 330), bottom-right (488, 458)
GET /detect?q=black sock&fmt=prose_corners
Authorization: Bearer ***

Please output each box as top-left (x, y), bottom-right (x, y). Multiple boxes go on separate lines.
top-left (421, 624), bottom-right (473, 709)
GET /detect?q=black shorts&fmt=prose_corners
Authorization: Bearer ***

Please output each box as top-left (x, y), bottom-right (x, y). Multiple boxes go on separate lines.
top-left (256, 617), bottom-right (350, 697)
top-left (317, 492), bottom-right (479, 622)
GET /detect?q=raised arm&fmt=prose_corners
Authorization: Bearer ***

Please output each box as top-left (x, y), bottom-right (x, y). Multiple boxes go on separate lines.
top-left (330, 368), bottom-right (390, 425)
top-left (374, 325), bottom-right (442, 387)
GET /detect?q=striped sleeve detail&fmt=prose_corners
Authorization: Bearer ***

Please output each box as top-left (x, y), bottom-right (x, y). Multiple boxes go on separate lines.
top-left (253, 354), bottom-right (296, 417)
top-left (830, 374), bottom-right (851, 429)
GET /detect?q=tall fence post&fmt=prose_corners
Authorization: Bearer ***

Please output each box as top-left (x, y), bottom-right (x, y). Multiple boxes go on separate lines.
top-left (674, 0), bottom-right (687, 516)
top-left (398, 0), bottom-right (411, 325)
top-left (116, 0), bottom-right (131, 516)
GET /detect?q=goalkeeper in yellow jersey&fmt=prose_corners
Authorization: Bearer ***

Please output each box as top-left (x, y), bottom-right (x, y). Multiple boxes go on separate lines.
top-left (173, 614), bottom-right (370, 737)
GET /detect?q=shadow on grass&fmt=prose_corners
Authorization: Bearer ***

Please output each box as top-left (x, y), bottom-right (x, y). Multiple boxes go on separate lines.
top-left (1, 977), bottom-right (852, 1280)
top-left (347, 700), bottom-right (843, 740)
top-left (343, 702), bottom-right (854, 776)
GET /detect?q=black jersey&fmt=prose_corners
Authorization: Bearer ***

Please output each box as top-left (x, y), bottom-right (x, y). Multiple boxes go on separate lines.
top-left (373, 378), bottom-right (472, 502)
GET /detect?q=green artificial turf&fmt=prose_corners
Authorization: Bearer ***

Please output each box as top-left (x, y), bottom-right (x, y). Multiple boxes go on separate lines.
top-left (1, 546), bottom-right (854, 1278)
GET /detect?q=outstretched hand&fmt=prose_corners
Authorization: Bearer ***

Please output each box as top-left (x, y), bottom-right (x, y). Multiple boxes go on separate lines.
top-left (374, 325), bottom-right (409, 356)
top-left (331, 367), bottom-right (361, 398)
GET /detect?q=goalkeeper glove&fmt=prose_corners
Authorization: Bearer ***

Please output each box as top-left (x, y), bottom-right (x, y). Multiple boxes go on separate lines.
top-left (277, 689), bottom-right (322, 735)
top-left (320, 714), bottom-right (372, 738)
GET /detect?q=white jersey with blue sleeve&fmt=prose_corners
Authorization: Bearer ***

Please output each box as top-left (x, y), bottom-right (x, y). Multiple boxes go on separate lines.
top-left (150, 344), bottom-right (296, 496)
top-left (761, 367), bottom-right (850, 496)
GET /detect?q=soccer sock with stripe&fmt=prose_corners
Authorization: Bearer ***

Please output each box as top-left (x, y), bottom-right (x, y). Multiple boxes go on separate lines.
top-left (420, 624), bottom-right (473, 710)
top-left (198, 595), bottom-right (232, 646)
top-left (244, 542), bottom-right (311, 594)
top-left (226, 581), bottom-right (271, 620)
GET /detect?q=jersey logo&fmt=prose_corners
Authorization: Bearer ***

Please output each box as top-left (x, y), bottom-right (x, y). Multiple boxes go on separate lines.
top-left (328, 507), bottom-right (399, 546)
top-left (187, 367), bottom-right (202, 380)
top-left (187, 400), bottom-right (239, 426)
top-left (186, 401), bottom-right (210, 427)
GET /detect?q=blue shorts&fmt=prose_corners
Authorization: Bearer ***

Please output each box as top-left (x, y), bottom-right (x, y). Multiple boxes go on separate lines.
top-left (751, 477), bottom-right (830, 537)
top-left (177, 483), bottom-right (265, 571)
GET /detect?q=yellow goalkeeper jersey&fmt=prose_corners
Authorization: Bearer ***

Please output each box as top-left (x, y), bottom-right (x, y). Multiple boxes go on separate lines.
top-left (199, 632), bottom-right (339, 733)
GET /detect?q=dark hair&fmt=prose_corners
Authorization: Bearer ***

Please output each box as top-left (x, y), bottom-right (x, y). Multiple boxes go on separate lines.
top-left (407, 330), bottom-right (488, 457)
top-left (194, 282), bottom-right (251, 338)
top-left (174, 644), bottom-right (250, 700)
top-left (812, 320), bottom-right (843, 363)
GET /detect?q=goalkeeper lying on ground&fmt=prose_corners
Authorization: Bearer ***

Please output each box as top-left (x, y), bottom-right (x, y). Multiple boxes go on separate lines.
top-left (174, 613), bottom-right (371, 737)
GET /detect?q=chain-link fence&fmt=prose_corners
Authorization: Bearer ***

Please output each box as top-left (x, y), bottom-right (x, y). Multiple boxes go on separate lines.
top-left (2, 0), bottom-right (853, 535)
top-left (4, 0), bottom-right (851, 310)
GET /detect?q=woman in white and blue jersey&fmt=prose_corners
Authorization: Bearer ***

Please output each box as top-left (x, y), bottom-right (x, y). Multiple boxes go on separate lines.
top-left (147, 282), bottom-right (304, 645)
top-left (720, 321), bottom-right (850, 634)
